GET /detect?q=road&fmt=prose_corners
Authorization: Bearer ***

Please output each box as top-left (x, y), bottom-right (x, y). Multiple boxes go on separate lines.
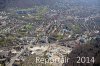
top-left (8, 23), bottom-right (51, 66)
top-left (8, 38), bottom-right (35, 66)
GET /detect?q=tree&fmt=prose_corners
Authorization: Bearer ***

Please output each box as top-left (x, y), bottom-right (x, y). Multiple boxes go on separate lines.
top-left (66, 37), bottom-right (100, 66)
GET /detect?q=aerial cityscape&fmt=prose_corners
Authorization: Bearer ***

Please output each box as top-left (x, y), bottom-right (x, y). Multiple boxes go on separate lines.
top-left (0, 0), bottom-right (100, 66)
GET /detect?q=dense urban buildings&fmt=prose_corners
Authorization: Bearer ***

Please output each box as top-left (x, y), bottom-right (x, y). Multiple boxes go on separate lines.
top-left (0, 0), bottom-right (100, 66)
